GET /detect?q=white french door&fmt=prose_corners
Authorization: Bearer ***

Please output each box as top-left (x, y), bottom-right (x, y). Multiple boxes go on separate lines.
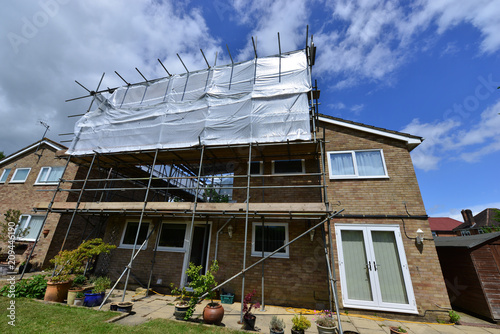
top-left (335, 224), bottom-right (417, 314)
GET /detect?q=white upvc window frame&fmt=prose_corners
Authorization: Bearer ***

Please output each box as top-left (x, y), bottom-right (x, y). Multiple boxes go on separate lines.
top-left (327, 149), bottom-right (389, 179)
top-left (10, 168), bottom-right (31, 183)
top-left (249, 161), bottom-right (264, 175)
top-left (0, 168), bottom-right (11, 183)
top-left (119, 220), bottom-right (152, 249)
top-left (335, 223), bottom-right (418, 314)
top-left (35, 166), bottom-right (65, 185)
top-left (15, 215), bottom-right (44, 242)
top-left (156, 221), bottom-right (190, 253)
top-left (251, 222), bottom-right (289, 258)
top-left (271, 159), bottom-right (305, 175)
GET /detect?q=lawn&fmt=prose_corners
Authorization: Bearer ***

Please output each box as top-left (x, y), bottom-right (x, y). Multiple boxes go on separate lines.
top-left (0, 297), bottom-right (242, 333)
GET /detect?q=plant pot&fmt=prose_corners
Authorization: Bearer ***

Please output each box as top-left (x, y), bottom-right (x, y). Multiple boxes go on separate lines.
top-left (316, 324), bottom-right (337, 334)
top-left (203, 302), bottom-right (224, 325)
top-left (110, 302), bottom-right (118, 311)
top-left (270, 329), bottom-right (284, 334)
top-left (73, 297), bottom-right (84, 306)
top-left (116, 302), bottom-right (134, 313)
top-left (390, 327), bottom-right (406, 334)
top-left (83, 292), bottom-right (105, 307)
top-left (44, 281), bottom-right (72, 303)
top-left (243, 315), bottom-right (256, 330)
top-left (291, 330), bottom-right (305, 334)
top-left (174, 303), bottom-right (190, 320)
top-left (67, 289), bottom-right (84, 306)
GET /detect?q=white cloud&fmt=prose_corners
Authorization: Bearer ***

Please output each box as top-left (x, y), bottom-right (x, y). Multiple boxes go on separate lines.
top-left (403, 100), bottom-right (500, 170)
top-left (231, 0), bottom-right (309, 60)
top-left (433, 201), bottom-right (500, 220)
top-left (314, 0), bottom-right (500, 88)
top-left (0, 0), bottom-right (221, 155)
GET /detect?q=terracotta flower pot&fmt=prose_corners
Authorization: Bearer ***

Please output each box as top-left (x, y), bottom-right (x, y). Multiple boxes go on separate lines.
top-left (390, 327), bottom-right (406, 334)
top-left (44, 281), bottom-right (72, 303)
top-left (203, 302), bottom-right (224, 325)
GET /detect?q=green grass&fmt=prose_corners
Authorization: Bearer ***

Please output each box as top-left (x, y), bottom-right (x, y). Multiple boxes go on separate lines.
top-left (0, 297), bottom-right (241, 333)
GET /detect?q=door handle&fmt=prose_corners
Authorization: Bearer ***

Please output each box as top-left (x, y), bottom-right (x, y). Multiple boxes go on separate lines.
top-left (374, 261), bottom-right (377, 271)
top-left (367, 261), bottom-right (371, 271)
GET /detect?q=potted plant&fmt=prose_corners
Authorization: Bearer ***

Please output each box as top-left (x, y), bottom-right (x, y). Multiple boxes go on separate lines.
top-left (291, 313), bottom-right (311, 334)
top-left (73, 291), bottom-right (85, 306)
top-left (170, 283), bottom-right (191, 320)
top-left (241, 289), bottom-right (260, 330)
top-left (67, 274), bottom-right (86, 306)
top-left (390, 326), bottom-right (407, 334)
top-left (84, 276), bottom-right (111, 307)
top-left (184, 260), bottom-right (224, 325)
top-left (44, 238), bottom-right (115, 303)
top-left (269, 315), bottom-right (285, 334)
top-left (314, 310), bottom-right (336, 334)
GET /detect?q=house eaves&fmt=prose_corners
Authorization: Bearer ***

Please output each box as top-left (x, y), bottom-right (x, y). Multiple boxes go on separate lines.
top-left (318, 114), bottom-right (423, 151)
top-left (0, 138), bottom-right (67, 166)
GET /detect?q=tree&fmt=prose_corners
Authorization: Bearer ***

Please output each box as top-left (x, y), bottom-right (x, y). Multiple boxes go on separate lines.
top-left (0, 209), bottom-right (23, 242)
top-left (495, 209), bottom-right (500, 224)
top-left (0, 151), bottom-right (4, 160)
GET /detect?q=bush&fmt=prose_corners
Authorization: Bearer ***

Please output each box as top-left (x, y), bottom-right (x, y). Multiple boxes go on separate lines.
top-left (0, 274), bottom-right (47, 299)
top-left (449, 310), bottom-right (460, 323)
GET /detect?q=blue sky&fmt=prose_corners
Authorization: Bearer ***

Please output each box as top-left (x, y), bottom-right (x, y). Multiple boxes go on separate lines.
top-left (0, 0), bottom-right (499, 220)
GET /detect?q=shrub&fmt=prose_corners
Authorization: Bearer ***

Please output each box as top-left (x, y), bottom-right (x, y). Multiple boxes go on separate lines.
top-left (0, 274), bottom-right (47, 299)
top-left (449, 310), bottom-right (460, 323)
top-left (292, 314), bottom-right (311, 331)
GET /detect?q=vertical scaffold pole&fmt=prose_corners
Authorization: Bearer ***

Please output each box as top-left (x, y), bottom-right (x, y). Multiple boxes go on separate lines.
top-left (122, 149), bottom-right (159, 301)
top-left (240, 144), bottom-right (252, 322)
top-left (180, 146), bottom-right (205, 286)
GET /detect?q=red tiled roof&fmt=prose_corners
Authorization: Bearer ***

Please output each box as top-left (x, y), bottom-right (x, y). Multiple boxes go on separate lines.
top-left (429, 217), bottom-right (463, 231)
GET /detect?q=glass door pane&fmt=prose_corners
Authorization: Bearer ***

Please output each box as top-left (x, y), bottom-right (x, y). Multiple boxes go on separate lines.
top-left (341, 230), bottom-right (373, 301)
top-left (371, 231), bottom-right (408, 304)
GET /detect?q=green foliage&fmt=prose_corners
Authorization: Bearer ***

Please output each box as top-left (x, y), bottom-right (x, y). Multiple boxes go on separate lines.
top-left (203, 187), bottom-right (229, 203)
top-left (183, 260), bottom-right (219, 320)
top-left (449, 310), bottom-right (460, 323)
top-left (91, 276), bottom-right (111, 293)
top-left (50, 238), bottom-right (116, 282)
top-left (72, 274), bottom-right (87, 288)
top-left (169, 283), bottom-right (191, 305)
top-left (0, 151), bottom-right (4, 160)
top-left (269, 315), bottom-right (285, 331)
top-left (76, 291), bottom-right (85, 298)
top-left (0, 209), bottom-right (23, 242)
top-left (291, 314), bottom-right (311, 331)
top-left (494, 209), bottom-right (500, 223)
top-left (314, 310), bottom-right (336, 327)
top-left (480, 225), bottom-right (500, 233)
top-left (0, 274), bottom-right (47, 299)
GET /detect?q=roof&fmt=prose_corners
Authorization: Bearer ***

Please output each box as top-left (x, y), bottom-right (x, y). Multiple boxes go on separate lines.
top-left (0, 138), bottom-right (67, 166)
top-left (434, 232), bottom-right (500, 248)
top-left (428, 217), bottom-right (463, 231)
top-left (453, 208), bottom-right (500, 231)
top-left (318, 114), bottom-right (423, 151)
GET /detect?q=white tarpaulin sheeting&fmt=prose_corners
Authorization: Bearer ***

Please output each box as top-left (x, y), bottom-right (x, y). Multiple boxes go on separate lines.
top-left (67, 49), bottom-right (312, 155)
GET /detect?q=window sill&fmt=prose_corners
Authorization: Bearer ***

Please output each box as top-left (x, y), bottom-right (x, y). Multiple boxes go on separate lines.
top-left (329, 175), bottom-right (389, 180)
top-left (156, 247), bottom-right (186, 253)
top-left (118, 244), bottom-right (148, 250)
top-left (34, 182), bottom-right (59, 186)
top-left (251, 253), bottom-right (289, 259)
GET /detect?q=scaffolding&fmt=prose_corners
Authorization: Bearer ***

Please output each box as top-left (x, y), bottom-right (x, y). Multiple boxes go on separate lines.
top-left (29, 31), bottom-right (344, 332)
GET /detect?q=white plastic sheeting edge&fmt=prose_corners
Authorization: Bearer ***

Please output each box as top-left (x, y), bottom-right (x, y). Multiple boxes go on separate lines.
top-left (67, 49), bottom-right (312, 156)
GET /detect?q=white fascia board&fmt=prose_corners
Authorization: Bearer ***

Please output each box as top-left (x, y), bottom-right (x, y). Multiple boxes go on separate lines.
top-left (0, 140), bottom-right (64, 165)
top-left (319, 116), bottom-right (422, 148)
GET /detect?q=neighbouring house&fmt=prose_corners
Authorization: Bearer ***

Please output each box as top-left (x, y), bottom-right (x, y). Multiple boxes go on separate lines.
top-left (453, 208), bottom-right (500, 236)
top-left (435, 232), bottom-right (500, 322)
top-left (31, 47), bottom-right (451, 320)
top-left (429, 217), bottom-right (463, 237)
top-left (0, 138), bottom-right (88, 271)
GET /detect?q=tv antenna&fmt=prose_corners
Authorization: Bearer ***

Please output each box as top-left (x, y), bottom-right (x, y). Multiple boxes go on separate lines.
top-left (34, 121), bottom-right (50, 159)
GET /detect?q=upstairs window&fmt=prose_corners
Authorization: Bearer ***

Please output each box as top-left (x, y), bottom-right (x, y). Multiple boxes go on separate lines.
top-left (249, 161), bottom-right (263, 175)
top-left (16, 215), bottom-right (45, 241)
top-left (327, 150), bottom-right (388, 179)
top-left (10, 168), bottom-right (31, 183)
top-left (272, 159), bottom-right (305, 174)
top-left (35, 166), bottom-right (64, 185)
top-left (0, 168), bottom-right (11, 183)
top-left (120, 221), bottom-right (151, 249)
top-left (252, 222), bottom-right (289, 258)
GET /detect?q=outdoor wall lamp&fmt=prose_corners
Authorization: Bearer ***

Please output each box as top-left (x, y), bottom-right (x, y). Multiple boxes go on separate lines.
top-left (416, 229), bottom-right (424, 244)
top-left (228, 225), bottom-right (233, 238)
top-left (309, 228), bottom-right (315, 242)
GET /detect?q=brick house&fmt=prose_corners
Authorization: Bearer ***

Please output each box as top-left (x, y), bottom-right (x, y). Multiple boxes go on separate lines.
top-left (31, 48), bottom-right (451, 319)
top-left (0, 138), bottom-right (87, 270)
top-left (429, 217), bottom-right (463, 237)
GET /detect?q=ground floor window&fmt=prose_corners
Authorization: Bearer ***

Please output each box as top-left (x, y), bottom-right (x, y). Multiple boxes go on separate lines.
top-left (335, 224), bottom-right (417, 314)
top-left (119, 221), bottom-right (151, 249)
top-left (251, 222), bottom-right (289, 258)
top-left (157, 222), bottom-right (188, 252)
top-left (16, 215), bottom-right (44, 241)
